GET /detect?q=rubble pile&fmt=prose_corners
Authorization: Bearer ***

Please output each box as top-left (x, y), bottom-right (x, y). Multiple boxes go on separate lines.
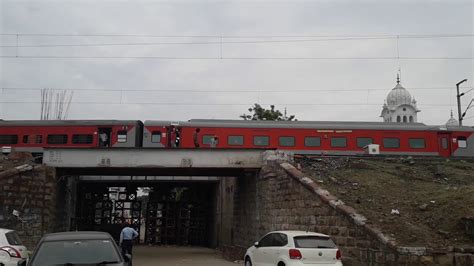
top-left (298, 157), bottom-right (352, 178)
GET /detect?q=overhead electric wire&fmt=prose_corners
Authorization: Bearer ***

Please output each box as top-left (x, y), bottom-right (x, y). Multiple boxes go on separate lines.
top-left (1, 34), bottom-right (472, 48)
top-left (1, 55), bottom-right (472, 60)
top-left (1, 33), bottom-right (471, 59)
top-left (0, 101), bottom-right (459, 107)
top-left (0, 37), bottom-right (397, 48)
top-left (1, 86), bottom-right (469, 92)
top-left (2, 35), bottom-right (473, 48)
top-left (0, 33), bottom-right (472, 38)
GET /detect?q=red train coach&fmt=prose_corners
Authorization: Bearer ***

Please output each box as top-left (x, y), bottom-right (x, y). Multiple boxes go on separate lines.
top-left (0, 120), bottom-right (143, 153)
top-left (1, 119), bottom-right (472, 158)
top-left (143, 119), bottom-right (474, 157)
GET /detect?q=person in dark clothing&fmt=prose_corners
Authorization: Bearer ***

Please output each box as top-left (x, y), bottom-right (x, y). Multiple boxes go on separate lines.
top-left (193, 128), bottom-right (201, 148)
top-left (175, 127), bottom-right (181, 147)
top-left (169, 126), bottom-right (177, 148)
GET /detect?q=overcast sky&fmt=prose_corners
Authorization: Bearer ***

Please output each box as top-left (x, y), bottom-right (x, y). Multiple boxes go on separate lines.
top-left (0, 0), bottom-right (473, 126)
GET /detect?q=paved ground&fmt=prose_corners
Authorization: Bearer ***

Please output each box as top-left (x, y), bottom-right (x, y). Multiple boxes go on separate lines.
top-left (133, 246), bottom-right (239, 266)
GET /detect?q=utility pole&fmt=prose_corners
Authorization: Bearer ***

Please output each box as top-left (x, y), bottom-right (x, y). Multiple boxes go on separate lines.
top-left (456, 79), bottom-right (468, 126)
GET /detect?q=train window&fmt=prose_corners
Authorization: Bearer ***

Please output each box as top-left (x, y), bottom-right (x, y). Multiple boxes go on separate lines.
top-left (383, 138), bottom-right (400, 148)
top-left (36, 135), bottom-right (43, 144)
top-left (331, 137), bottom-right (347, 147)
top-left (0, 135), bottom-right (18, 144)
top-left (47, 134), bottom-right (68, 144)
top-left (279, 136), bottom-right (295, 147)
top-left (202, 135), bottom-right (214, 145)
top-left (458, 136), bottom-right (467, 148)
top-left (357, 137), bottom-right (373, 148)
top-left (409, 138), bottom-right (425, 149)
top-left (441, 138), bottom-right (448, 149)
top-left (228, 136), bottom-right (244, 146)
top-left (304, 137), bottom-right (320, 147)
top-left (151, 131), bottom-right (162, 143)
top-left (117, 130), bottom-right (127, 143)
top-left (254, 136), bottom-right (269, 146)
top-left (23, 135), bottom-right (29, 144)
top-left (72, 134), bottom-right (93, 144)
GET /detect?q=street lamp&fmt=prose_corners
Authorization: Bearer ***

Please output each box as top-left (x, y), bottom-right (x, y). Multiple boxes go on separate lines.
top-left (456, 79), bottom-right (468, 126)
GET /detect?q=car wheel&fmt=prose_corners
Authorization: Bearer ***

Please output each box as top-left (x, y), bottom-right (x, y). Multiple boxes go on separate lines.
top-left (245, 257), bottom-right (252, 266)
top-left (277, 262), bottom-right (285, 266)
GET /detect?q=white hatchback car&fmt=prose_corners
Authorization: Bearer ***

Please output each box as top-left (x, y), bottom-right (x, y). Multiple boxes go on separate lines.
top-left (0, 228), bottom-right (28, 266)
top-left (244, 231), bottom-right (343, 266)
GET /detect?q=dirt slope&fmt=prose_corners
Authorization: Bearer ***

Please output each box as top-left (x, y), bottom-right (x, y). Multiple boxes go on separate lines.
top-left (297, 156), bottom-right (474, 248)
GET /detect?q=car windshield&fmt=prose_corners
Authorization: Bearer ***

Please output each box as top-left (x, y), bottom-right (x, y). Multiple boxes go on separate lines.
top-left (30, 239), bottom-right (121, 266)
top-left (5, 231), bottom-right (23, 245)
top-left (294, 236), bottom-right (336, 248)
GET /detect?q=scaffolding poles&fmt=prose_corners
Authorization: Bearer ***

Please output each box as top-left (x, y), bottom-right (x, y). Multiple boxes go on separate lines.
top-left (40, 88), bottom-right (74, 120)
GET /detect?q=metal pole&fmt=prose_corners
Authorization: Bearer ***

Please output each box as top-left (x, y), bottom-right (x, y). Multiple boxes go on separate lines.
top-left (456, 79), bottom-right (468, 126)
top-left (457, 83), bottom-right (462, 126)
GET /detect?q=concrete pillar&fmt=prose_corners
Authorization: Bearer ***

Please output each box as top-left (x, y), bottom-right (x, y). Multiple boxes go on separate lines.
top-left (54, 175), bottom-right (78, 231)
top-left (214, 177), bottom-right (236, 248)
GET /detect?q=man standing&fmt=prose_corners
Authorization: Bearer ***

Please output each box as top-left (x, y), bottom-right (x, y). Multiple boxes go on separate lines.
top-left (120, 223), bottom-right (139, 261)
top-left (99, 132), bottom-right (109, 147)
top-left (193, 128), bottom-right (201, 148)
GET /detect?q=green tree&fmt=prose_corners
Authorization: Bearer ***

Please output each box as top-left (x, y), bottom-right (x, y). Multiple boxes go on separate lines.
top-left (240, 104), bottom-right (296, 121)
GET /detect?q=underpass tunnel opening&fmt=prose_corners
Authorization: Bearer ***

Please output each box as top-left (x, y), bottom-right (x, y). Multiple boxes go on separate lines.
top-left (69, 176), bottom-right (237, 249)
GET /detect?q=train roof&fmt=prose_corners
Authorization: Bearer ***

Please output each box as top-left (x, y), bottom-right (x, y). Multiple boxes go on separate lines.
top-left (145, 119), bottom-right (474, 132)
top-left (1, 119), bottom-right (472, 132)
top-left (0, 120), bottom-right (142, 126)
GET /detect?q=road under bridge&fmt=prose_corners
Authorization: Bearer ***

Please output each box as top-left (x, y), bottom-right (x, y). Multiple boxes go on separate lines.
top-left (42, 148), bottom-right (287, 249)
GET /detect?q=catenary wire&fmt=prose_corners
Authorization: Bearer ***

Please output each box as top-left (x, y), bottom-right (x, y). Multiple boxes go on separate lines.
top-left (1, 87), bottom-right (470, 92)
top-left (2, 35), bottom-right (473, 48)
top-left (0, 33), bottom-right (472, 38)
top-left (1, 55), bottom-right (472, 60)
top-left (0, 37), bottom-right (403, 48)
top-left (0, 101), bottom-right (460, 106)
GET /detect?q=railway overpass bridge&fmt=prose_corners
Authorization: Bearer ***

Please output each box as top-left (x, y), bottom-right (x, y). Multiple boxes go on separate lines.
top-left (40, 148), bottom-right (291, 249)
top-left (43, 148), bottom-right (268, 176)
top-left (5, 148), bottom-right (468, 264)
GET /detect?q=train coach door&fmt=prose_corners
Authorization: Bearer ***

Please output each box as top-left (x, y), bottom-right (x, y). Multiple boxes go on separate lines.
top-left (438, 133), bottom-right (451, 157)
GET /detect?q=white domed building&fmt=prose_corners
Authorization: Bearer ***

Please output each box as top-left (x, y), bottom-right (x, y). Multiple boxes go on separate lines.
top-left (446, 110), bottom-right (459, 127)
top-left (380, 75), bottom-right (420, 123)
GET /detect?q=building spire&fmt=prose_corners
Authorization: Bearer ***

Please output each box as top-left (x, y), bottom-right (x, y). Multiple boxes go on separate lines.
top-left (396, 68), bottom-right (401, 84)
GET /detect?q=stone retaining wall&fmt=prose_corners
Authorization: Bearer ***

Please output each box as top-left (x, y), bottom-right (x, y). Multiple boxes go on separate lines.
top-left (0, 164), bottom-right (57, 249)
top-left (232, 159), bottom-right (474, 266)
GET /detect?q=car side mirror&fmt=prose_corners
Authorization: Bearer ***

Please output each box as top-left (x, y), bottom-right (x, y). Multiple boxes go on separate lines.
top-left (254, 241), bottom-right (259, 248)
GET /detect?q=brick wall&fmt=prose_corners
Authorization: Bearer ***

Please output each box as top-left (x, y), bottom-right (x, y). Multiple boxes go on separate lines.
top-left (232, 158), bottom-right (474, 266)
top-left (0, 164), bottom-right (57, 249)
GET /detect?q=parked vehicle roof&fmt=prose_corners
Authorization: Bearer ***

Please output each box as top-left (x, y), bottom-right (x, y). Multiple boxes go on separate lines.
top-left (40, 231), bottom-right (114, 242)
top-left (269, 230), bottom-right (330, 238)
